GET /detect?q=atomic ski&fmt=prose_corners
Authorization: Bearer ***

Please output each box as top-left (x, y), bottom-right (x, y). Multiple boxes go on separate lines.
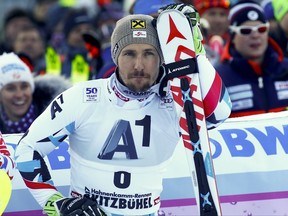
top-left (157, 9), bottom-right (222, 215)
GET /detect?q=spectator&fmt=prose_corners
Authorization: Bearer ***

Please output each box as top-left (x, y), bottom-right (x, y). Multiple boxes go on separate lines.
top-left (45, 3), bottom-right (70, 50)
top-left (44, 8), bottom-right (102, 84)
top-left (199, 17), bottom-right (223, 66)
top-left (0, 132), bottom-right (15, 180)
top-left (194, 0), bottom-right (230, 39)
top-left (0, 7), bottom-right (35, 54)
top-left (92, 1), bottom-right (126, 79)
top-left (216, 0), bottom-right (288, 117)
top-left (194, 0), bottom-right (231, 56)
top-left (0, 52), bottom-right (71, 133)
top-left (12, 25), bottom-right (46, 75)
top-left (270, 0), bottom-right (288, 57)
top-left (261, 0), bottom-right (277, 32)
top-left (31, 0), bottom-right (58, 40)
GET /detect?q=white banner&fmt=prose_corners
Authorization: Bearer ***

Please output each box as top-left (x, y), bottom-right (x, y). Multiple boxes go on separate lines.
top-left (3, 111), bottom-right (288, 215)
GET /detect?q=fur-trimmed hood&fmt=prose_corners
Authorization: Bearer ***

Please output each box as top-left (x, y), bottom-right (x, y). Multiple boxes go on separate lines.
top-left (33, 74), bottom-right (72, 113)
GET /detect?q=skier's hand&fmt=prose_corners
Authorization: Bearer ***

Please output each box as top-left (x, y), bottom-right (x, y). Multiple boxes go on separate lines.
top-left (44, 193), bottom-right (103, 216)
top-left (159, 3), bottom-right (205, 55)
top-left (57, 196), bottom-right (102, 216)
top-left (159, 3), bottom-right (199, 26)
top-left (44, 192), bottom-right (65, 216)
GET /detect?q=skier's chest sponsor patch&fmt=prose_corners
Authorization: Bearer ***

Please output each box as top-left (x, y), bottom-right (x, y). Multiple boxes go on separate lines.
top-left (159, 96), bottom-right (174, 110)
top-left (83, 188), bottom-right (158, 210)
top-left (83, 87), bottom-right (100, 102)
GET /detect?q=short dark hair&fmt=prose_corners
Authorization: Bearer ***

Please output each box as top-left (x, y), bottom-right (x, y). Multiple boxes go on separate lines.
top-left (3, 7), bottom-right (33, 28)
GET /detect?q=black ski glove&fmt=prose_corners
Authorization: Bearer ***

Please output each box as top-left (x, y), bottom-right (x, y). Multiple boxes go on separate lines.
top-left (56, 196), bottom-right (103, 216)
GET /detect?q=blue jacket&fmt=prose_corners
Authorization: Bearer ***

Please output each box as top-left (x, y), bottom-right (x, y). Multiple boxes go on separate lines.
top-left (270, 23), bottom-right (288, 58)
top-left (216, 38), bottom-right (288, 117)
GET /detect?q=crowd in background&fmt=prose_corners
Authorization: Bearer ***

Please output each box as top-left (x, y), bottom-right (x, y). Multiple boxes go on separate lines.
top-left (0, 0), bottom-right (287, 135)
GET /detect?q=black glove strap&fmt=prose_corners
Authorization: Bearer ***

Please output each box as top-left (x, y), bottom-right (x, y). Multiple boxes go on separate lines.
top-left (159, 58), bottom-right (198, 97)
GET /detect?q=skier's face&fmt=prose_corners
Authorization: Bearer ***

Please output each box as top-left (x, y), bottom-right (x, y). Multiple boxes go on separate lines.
top-left (118, 43), bottom-right (160, 92)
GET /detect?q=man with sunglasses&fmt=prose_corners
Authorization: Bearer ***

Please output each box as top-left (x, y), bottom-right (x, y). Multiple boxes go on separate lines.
top-left (216, 0), bottom-right (288, 117)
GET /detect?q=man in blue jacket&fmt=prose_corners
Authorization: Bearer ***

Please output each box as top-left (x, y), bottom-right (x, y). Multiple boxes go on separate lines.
top-left (216, 0), bottom-right (288, 117)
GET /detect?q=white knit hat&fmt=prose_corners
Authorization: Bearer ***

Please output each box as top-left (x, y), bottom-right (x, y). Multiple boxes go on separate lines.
top-left (0, 52), bottom-right (34, 92)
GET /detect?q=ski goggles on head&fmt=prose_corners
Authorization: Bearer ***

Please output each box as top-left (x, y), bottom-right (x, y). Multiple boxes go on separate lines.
top-left (229, 23), bottom-right (270, 35)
